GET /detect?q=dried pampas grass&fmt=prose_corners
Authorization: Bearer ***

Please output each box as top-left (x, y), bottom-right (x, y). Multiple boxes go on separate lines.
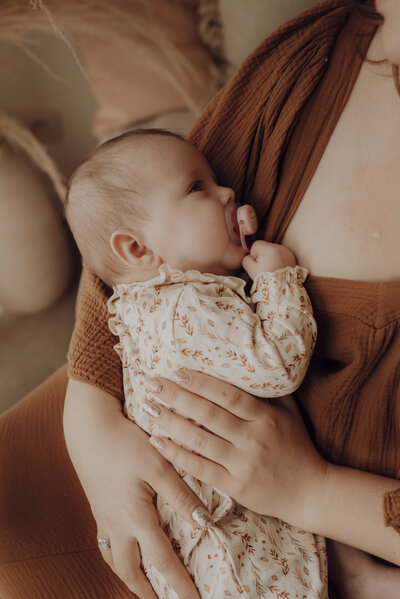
top-left (0, 0), bottom-right (215, 116)
top-left (0, 0), bottom-right (223, 203)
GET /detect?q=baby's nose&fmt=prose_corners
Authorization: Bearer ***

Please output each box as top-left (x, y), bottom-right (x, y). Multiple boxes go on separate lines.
top-left (219, 186), bottom-right (235, 205)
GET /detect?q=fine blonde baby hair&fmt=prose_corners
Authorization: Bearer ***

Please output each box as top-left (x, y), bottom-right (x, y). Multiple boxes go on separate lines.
top-left (65, 128), bottom-right (183, 287)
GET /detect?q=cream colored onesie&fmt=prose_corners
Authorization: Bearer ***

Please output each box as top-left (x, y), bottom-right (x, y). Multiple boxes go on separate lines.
top-left (108, 264), bottom-right (327, 599)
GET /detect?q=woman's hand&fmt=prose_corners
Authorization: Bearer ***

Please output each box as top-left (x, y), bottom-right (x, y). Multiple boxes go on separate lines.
top-left (143, 369), bottom-right (329, 527)
top-left (143, 370), bottom-right (400, 565)
top-left (64, 379), bottom-right (211, 599)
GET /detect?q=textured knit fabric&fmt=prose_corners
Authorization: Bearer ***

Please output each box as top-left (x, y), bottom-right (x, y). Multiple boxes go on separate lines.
top-left (67, 0), bottom-right (400, 543)
top-left (108, 264), bottom-right (323, 598)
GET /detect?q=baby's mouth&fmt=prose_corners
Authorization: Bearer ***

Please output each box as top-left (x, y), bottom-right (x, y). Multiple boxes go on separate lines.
top-left (225, 202), bottom-right (241, 246)
top-left (225, 202), bottom-right (258, 251)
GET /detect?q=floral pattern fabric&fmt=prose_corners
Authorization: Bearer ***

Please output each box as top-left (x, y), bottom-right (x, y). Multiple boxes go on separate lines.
top-left (108, 264), bottom-right (327, 598)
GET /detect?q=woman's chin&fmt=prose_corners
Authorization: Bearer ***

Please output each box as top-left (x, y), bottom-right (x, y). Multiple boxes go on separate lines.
top-left (380, 20), bottom-right (400, 65)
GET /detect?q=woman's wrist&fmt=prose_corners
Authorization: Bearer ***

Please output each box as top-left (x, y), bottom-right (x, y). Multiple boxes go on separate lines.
top-left (301, 462), bottom-right (400, 564)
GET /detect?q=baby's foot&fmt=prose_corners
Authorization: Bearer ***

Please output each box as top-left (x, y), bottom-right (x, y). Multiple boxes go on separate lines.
top-left (327, 540), bottom-right (400, 599)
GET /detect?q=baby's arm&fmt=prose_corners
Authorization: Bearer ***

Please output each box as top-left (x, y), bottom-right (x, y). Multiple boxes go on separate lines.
top-left (240, 240), bottom-right (316, 396)
top-left (171, 263), bottom-right (316, 397)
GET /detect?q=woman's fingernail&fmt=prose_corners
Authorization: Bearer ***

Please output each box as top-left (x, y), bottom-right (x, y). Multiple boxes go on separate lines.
top-left (144, 377), bottom-right (163, 393)
top-left (143, 403), bottom-right (161, 417)
top-left (171, 370), bottom-right (190, 384)
top-left (192, 506), bottom-right (213, 529)
top-left (149, 436), bottom-right (165, 450)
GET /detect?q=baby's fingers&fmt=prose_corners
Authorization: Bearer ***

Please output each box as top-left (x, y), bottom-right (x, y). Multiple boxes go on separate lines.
top-left (241, 251), bottom-right (258, 278)
top-left (249, 239), bottom-right (270, 259)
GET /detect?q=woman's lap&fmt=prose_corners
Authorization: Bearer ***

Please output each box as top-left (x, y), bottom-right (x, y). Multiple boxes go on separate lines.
top-left (0, 365), bottom-right (132, 598)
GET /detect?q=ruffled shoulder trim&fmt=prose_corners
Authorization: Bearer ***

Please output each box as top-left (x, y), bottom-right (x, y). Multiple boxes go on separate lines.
top-left (110, 263), bottom-right (249, 301)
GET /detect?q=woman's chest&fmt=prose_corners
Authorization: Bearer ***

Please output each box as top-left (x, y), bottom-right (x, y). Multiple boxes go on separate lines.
top-left (282, 56), bottom-right (400, 282)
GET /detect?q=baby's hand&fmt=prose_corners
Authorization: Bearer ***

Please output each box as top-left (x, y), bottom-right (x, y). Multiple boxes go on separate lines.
top-left (242, 240), bottom-right (296, 280)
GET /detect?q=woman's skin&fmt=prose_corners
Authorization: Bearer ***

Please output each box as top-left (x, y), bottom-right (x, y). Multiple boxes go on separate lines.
top-left (144, 372), bottom-right (400, 563)
top-left (64, 380), bottom-right (204, 599)
top-left (145, 372), bottom-right (400, 599)
top-left (64, 2), bottom-right (400, 597)
top-left (376, 0), bottom-right (400, 65)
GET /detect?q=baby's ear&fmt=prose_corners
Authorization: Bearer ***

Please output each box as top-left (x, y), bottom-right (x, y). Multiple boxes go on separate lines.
top-left (110, 228), bottom-right (158, 268)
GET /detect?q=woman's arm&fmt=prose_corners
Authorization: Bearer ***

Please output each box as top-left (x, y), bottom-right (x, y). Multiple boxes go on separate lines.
top-left (141, 370), bottom-right (400, 565)
top-left (64, 378), bottom-right (213, 599)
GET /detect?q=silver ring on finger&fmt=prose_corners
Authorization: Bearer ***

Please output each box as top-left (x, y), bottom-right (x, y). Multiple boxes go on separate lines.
top-left (97, 536), bottom-right (111, 550)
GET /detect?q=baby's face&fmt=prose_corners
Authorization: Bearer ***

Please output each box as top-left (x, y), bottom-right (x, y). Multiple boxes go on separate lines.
top-left (132, 137), bottom-right (247, 275)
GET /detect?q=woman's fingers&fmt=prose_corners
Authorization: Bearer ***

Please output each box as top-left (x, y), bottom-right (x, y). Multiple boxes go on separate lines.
top-left (97, 531), bottom-right (116, 573)
top-left (144, 402), bottom-right (231, 464)
top-left (136, 509), bottom-right (201, 599)
top-left (98, 511), bottom-right (202, 599)
top-left (147, 454), bottom-right (214, 529)
top-left (145, 374), bottom-right (241, 439)
top-left (150, 435), bottom-right (230, 492)
top-left (146, 370), bottom-right (260, 424)
top-left (110, 534), bottom-right (158, 599)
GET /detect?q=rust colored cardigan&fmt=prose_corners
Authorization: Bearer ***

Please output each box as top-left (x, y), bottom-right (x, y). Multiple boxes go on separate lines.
top-left (68, 0), bottom-right (400, 531)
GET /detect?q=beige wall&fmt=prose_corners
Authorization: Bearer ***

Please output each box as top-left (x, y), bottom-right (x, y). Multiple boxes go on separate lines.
top-left (0, 1), bottom-right (319, 177)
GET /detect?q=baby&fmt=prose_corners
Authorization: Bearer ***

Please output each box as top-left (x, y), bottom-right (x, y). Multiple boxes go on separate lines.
top-left (65, 129), bottom-right (328, 598)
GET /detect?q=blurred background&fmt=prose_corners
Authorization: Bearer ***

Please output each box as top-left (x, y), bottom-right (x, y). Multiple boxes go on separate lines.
top-left (0, 0), bottom-right (316, 413)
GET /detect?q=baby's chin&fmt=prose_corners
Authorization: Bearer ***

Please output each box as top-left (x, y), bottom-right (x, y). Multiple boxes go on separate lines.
top-left (199, 258), bottom-right (245, 277)
top-left (222, 247), bottom-right (249, 276)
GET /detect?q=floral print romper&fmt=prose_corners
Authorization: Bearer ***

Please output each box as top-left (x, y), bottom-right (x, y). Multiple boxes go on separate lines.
top-left (108, 264), bottom-right (327, 599)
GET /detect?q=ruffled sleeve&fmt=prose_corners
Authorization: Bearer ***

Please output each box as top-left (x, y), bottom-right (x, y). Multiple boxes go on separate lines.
top-left (107, 284), bottom-right (142, 370)
top-left (250, 264), bottom-right (309, 299)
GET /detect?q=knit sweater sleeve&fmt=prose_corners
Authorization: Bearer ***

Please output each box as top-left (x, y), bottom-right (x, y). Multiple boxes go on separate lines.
top-left (67, 264), bottom-right (124, 401)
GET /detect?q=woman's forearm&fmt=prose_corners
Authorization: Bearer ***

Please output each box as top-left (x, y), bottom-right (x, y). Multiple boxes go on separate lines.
top-left (303, 463), bottom-right (400, 565)
top-left (63, 377), bottom-right (208, 599)
top-left (64, 379), bottom-right (123, 433)
top-left (63, 379), bottom-right (123, 471)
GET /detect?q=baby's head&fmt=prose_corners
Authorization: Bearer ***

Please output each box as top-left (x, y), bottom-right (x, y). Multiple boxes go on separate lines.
top-left (65, 129), bottom-right (248, 287)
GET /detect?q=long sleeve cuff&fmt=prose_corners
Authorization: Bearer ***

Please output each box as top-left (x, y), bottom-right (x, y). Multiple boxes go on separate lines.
top-left (250, 265), bottom-right (309, 304)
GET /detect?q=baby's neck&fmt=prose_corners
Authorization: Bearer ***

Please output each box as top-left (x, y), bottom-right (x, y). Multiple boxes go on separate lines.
top-left (112, 262), bottom-right (246, 286)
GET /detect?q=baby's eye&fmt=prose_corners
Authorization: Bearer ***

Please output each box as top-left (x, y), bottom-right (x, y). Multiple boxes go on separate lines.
top-left (189, 181), bottom-right (203, 193)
